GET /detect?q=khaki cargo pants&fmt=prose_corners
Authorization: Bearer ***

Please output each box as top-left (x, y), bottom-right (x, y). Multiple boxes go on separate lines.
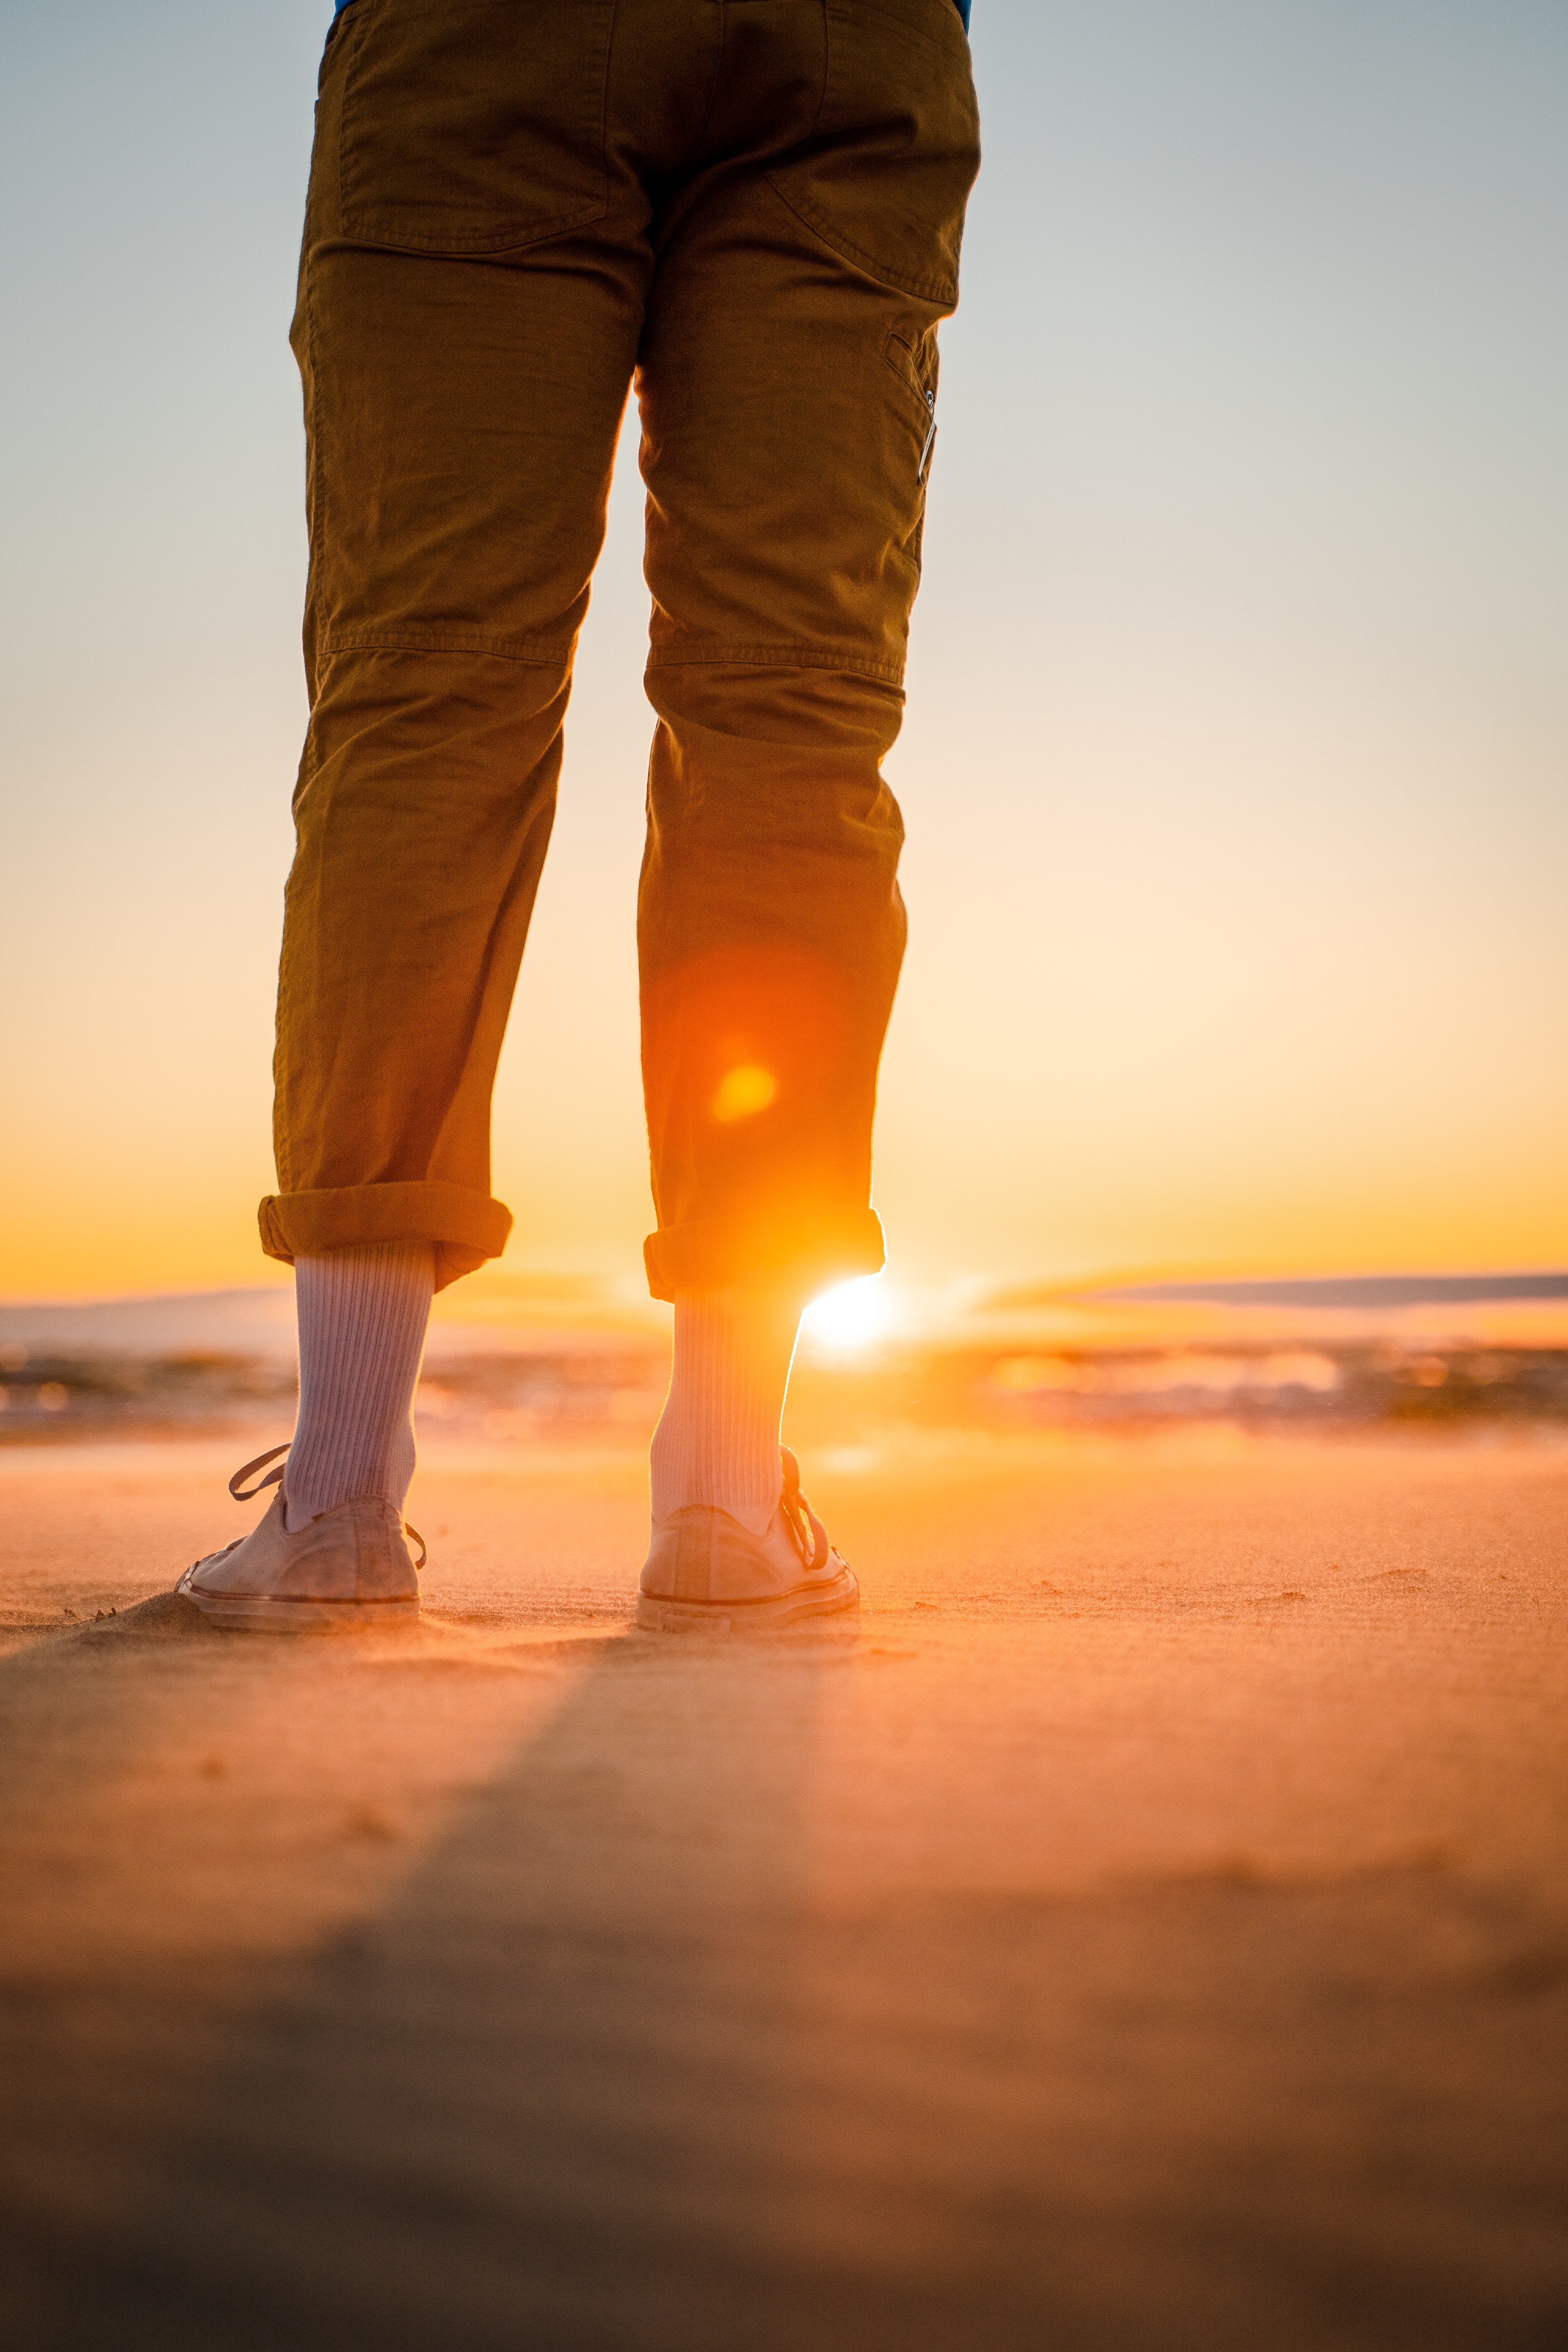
top-left (259, 0), bottom-right (980, 1296)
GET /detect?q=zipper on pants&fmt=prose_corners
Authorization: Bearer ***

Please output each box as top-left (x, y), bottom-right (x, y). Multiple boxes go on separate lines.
top-left (918, 390), bottom-right (937, 480)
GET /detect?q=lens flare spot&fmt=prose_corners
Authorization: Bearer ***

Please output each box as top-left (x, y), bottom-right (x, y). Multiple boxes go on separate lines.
top-left (711, 1064), bottom-right (777, 1123)
top-left (803, 1277), bottom-right (889, 1352)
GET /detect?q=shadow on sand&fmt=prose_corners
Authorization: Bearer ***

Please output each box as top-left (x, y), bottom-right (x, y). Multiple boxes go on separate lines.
top-left (2, 1585), bottom-right (1568, 2351)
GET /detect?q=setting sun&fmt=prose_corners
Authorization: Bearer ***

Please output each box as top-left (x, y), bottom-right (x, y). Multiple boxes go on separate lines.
top-left (801, 1275), bottom-right (891, 1352)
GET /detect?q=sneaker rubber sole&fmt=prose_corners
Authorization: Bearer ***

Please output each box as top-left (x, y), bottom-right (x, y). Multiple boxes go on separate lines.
top-left (635, 1565), bottom-right (860, 1634)
top-left (175, 1567), bottom-right (420, 1633)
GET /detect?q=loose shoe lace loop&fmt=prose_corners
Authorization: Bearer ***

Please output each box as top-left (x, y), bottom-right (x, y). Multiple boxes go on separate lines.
top-left (229, 1443), bottom-right (290, 1501)
top-left (779, 1445), bottom-right (831, 1572)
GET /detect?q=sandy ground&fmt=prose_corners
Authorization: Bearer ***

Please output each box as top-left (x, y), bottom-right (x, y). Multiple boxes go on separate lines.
top-left (1, 1428), bottom-right (1566, 2350)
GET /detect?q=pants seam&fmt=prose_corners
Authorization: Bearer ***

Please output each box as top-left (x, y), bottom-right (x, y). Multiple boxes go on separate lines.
top-left (646, 645), bottom-right (904, 684)
top-left (321, 629), bottom-right (571, 667)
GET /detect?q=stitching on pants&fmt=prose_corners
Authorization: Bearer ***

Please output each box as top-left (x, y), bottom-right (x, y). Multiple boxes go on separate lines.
top-left (321, 630), bottom-right (572, 667)
top-left (306, 279), bottom-right (325, 602)
top-left (646, 644), bottom-right (906, 684)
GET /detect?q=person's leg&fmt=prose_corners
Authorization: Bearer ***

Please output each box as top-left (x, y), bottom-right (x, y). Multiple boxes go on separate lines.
top-left (636, 0), bottom-right (980, 1551)
top-left (246, 4), bottom-right (653, 1557)
top-left (648, 1278), bottom-right (804, 1536)
top-left (284, 1243), bottom-right (434, 1531)
top-left (267, 1), bottom-right (648, 1296)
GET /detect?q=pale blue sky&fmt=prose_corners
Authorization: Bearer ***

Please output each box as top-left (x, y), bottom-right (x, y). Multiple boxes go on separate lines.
top-left (2, 1), bottom-right (1564, 1296)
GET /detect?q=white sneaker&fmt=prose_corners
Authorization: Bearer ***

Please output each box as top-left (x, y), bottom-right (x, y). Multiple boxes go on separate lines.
top-left (637, 1446), bottom-right (858, 1632)
top-left (176, 1445), bottom-right (423, 1632)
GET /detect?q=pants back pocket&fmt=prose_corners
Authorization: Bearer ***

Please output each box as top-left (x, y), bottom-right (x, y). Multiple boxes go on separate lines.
top-left (768, 0), bottom-right (979, 309)
top-left (340, 0), bottom-right (615, 254)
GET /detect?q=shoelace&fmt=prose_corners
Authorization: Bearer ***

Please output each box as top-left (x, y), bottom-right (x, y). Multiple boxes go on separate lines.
top-left (778, 1445), bottom-right (833, 1573)
top-left (224, 1443), bottom-right (427, 1570)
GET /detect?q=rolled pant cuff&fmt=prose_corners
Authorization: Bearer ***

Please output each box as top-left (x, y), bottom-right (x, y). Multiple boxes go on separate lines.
top-left (259, 1182), bottom-right (513, 1294)
top-left (642, 1207), bottom-right (886, 1304)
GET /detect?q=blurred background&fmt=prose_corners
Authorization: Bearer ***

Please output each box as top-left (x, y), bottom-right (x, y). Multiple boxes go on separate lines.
top-left (2, 0), bottom-right (1565, 1427)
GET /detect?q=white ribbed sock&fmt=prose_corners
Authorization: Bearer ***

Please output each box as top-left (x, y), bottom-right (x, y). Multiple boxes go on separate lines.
top-left (284, 1244), bottom-right (435, 1531)
top-left (648, 1284), bottom-right (803, 1537)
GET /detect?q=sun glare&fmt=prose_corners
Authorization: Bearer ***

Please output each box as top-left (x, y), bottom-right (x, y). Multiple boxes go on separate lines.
top-left (802, 1276), bottom-right (890, 1352)
top-left (712, 1064), bottom-right (778, 1123)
